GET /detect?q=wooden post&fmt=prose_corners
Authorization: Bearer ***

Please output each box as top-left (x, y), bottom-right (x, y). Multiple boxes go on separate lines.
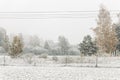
top-left (3, 55), bottom-right (6, 66)
top-left (95, 53), bottom-right (98, 67)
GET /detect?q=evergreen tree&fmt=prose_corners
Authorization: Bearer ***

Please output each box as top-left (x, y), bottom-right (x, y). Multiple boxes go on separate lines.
top-left (114, 24), bottom-right (120, 51)
top-left (114, 14), bottom-right (120, 52)
top-left (79, 35), bottom-right (97, 56)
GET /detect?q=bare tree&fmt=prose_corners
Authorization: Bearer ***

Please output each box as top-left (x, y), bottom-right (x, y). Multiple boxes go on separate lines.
top-left (58, 36), bottom-right (70, 65)
top-left (93, 5), bottom-right (118, 55)
top-left (58, 36), bottom-right (70, 55)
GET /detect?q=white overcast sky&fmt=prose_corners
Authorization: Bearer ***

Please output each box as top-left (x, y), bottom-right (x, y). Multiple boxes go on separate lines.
top-left (0, 0), bottom-right (119, 44)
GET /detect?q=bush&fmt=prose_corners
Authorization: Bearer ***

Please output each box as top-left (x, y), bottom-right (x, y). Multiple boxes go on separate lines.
top-left (52, 56), bottom-right (58, 62)
top-left (23, 53), bottom-right (34, 64)
top-left (23, 46), bottom-right (33, 53)
top-left (23, 46), bottom-right (48, 55)
top-left (0, 47), bottom-right (6, 53)
top-left (39, 53), bottom-right (48, 59)
top-left (68, 47), bottom-right (80, 55)
top-left (32, 47), bottom-right (48, 55)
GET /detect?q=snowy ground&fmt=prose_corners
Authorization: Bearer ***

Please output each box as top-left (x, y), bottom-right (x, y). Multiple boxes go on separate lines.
top-left (1, 55), bottom-right (120, 80)
top-left (1, 66), bottom-right (120, 80)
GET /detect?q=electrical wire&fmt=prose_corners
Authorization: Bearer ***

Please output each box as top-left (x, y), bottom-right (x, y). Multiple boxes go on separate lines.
top-left (0, 10), bottom-right (118, 19)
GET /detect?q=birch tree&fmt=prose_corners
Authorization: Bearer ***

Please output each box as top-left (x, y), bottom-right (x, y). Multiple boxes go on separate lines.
top-left (93, 5), bottom-right (118, 55)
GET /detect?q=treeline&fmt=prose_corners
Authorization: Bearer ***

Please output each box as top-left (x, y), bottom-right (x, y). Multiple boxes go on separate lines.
top-left (1, 5), bottom-right (120, 57)
top-left (0, 30), bottom-right (80, 57)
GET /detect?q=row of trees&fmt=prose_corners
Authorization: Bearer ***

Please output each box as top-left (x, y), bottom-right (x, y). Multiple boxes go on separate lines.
top-left (23, 35), bottom-right (80, 56)
top-left (0, 28), bottom-right (80, 57)
top-left (1, 5), bottom-right (120, 57)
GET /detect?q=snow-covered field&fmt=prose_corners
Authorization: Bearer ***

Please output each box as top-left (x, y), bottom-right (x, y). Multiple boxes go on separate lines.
top-left (1, 56), bottom-right (120, 80)
top-left (1, 66), bottom-right (120, 80)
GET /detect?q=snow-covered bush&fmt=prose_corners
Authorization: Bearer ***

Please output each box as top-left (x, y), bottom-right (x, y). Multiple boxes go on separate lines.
top-left (23, 46), bottom-right (33, 53)
top-left (23, 46), bottom-right (48, 55)
top-left (23, 53), bottom-right (34, 64)
top-left (50, 48), bottom-right (61, 55)
top-left (32, 47), bottom-right (48, 55)
top-left (0, 47), bottom-right (6, 53)
top-left (68, 47), bottom-right (80, 55)
top-left (39, 53), bottom-right (48, 59)
top-left (52, 56), bottom-right (58, 62)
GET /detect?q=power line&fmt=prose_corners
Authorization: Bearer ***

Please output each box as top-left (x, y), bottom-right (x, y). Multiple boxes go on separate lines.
top-left (0, 10), bottom-right (118, 19)
top-left (0, 10), bottom-right (119, 13)
top-left (0, 16), bottom-right (98, 19)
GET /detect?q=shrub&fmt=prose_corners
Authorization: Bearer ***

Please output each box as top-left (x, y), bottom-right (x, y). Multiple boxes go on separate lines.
top-left (0, 47), bottom-right (6, 53)
top-left (68, 47), bottom-right (80, 55)
top-left (23, 53), bottom-right (34, 64)
top-left (32, 47), bottom-right (48, 55)
top-left (52, 56), bottom-right (58, 62)
top-left (23, 46), bottom-right (48, 55)
top-left (39, 53), bottom-right (48, 59)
